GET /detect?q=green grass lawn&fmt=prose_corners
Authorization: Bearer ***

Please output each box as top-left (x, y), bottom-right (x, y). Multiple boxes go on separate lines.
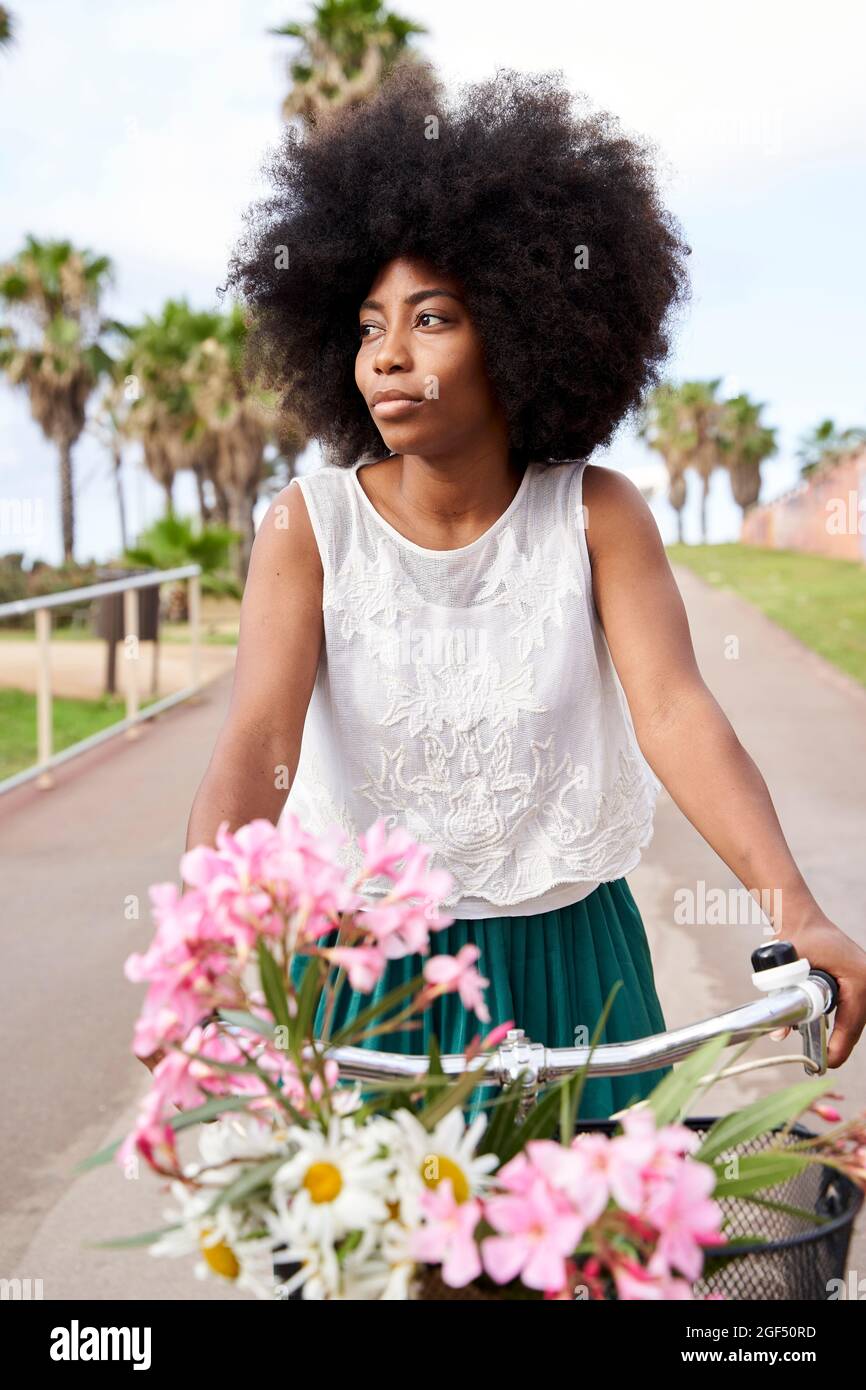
top-left (0, 688), bottom-right (160, 781)
top-left (0, 625), bottom-right (237, 645)
top-left (667, 543), bottom-right (866, 689)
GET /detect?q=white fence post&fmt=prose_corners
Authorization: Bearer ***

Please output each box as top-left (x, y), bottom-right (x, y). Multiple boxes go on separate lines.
top-left (188, 572), bottom-right (201, 691)
top-left (123, 586), bottom-right (140, 737)
top-left (35, 606), bottom-right (54, 789)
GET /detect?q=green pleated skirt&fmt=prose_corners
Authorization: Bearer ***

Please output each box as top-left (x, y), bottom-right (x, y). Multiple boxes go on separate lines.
top-left (291, 877), bottom-right (672, 1128)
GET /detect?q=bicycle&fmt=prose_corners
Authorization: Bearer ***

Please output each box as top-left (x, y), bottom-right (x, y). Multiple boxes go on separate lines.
top-left (273, 940), bottom-right (864, 1300)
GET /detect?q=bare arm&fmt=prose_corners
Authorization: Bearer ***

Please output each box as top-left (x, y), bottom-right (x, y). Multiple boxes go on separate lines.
top-left (140, 481), bottom-right (324, 1076)
top-left (185, 479), bottom-right (324, 853)
top-left (582, 462), bottom-right (866, 1067)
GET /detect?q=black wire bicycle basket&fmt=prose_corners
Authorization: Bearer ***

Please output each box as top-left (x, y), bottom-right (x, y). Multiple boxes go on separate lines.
top-left (571, 1116), bottom-right (863, 1302)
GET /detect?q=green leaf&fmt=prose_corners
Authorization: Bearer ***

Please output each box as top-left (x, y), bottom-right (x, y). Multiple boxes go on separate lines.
top-left (727, 1192), bottom-right (830, 1227)
top-left (709, 1149), bottom-right (815, 1198)
top-left (217, 1008), bottom-right (277, 1041)
top-left (203, 1155), bottom-right (288, 1215)
top-left (293, 950), bottom-right (327, 1050)
top-left (418, 1055), bottom-right (493, 1131)
top-left (696, 1076), bottom-right (833, 1163)
top-left (325, 972), bottom-right (425, 1047)
top-left (257, 937), bottom-right (290, 1034)
top-left (497, 1077), bottom-right (568, 1163)
top-left (476, 1077), bottom-right (526, 1158)
top-left (641, 1033), bottom-right (733, 1128)
top-left (83, 1223), bottom-right (183, 1251)
top-left (557, 981), bottom-right (624, 1141)
top-left (417, 1034), bottom-right (452, 1113)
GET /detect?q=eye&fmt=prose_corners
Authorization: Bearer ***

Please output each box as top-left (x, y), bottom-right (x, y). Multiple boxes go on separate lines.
top-left (416, 311), bottom-right (448, 328)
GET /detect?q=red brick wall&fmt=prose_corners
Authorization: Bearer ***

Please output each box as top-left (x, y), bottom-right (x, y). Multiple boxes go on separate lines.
top-left (741, 450), bottom-right (866, 562)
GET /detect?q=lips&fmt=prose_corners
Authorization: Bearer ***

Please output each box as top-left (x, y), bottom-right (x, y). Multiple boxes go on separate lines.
top-left (371, 394), bottom-right (425, 418)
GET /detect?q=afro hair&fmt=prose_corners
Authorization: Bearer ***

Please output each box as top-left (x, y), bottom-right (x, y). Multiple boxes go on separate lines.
top-left (224, 61), bottom-right (692, 469)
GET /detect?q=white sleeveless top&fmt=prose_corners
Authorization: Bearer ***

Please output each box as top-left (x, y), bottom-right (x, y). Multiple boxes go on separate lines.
top-left (279, 457), bottom-right (660, 919)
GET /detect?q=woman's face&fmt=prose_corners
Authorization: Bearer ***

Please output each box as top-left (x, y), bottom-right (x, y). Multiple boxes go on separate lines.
top-left (355, 254), bottom-right (507, 457)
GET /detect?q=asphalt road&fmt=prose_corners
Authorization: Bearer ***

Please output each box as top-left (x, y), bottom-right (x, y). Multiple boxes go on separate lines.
top-left (1, 564), bottom-right (863, 1299)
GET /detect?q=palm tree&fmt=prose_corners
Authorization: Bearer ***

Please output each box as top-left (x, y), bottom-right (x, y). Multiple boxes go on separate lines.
top-left (117, 299), bottom-right (223, 519)
top-left (183, 304), bottom-right (306, 581)
top-left (717, 394), bottom-right (777, 521)
top-left (88, 373), bottom-right (132, 553)
top-left (637, 383), bottom-right (693, 543)
top-left (796, 418), bottom-right (866, 478)
top-left (271, 0), bottom-right (427, 126)
top-left (120, 300), bottom-right (305, 583)
top-left (677, 379), bottom-right (728, 543)
top-left (0, 7), bottom-right (15, 51)
top-left (0, 236), bottom-right (114, 561)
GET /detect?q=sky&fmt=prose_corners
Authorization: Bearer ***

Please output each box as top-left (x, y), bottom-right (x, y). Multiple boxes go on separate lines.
top-left (1, 0), bottom-right (865, 565)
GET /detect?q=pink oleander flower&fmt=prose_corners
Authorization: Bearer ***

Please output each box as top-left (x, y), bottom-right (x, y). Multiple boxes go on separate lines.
top-left (642, 1157), bottom-right (727, 1281)
top-left (463, 1018), bottom-right (515, 1061)
top-left (358, 819), bottom-right (420, 879)
top-left (422, 943), bottom-right (491, 1023)
top-left (320, 944), bottom-right (388, 992)
top-left (810, 1101), bottom-right (843, 1124)
top-left (603, 1107), bottom-right (701, 1214)
top-left (611, 1252), bottom-right (696, 1301)
top-left (117, 1085), bottom-right (181, 1175)
top-left (481, 1175), bottom-right (587, 1292)
top-left (410, 1179), bottom-right (484, 1287)
top-left (359, 898), bottom-right (442, 960)
top-left (524, 1138), bottom-right (611, 1227)
top-left (118, 1021), bottom-right (322, 1173)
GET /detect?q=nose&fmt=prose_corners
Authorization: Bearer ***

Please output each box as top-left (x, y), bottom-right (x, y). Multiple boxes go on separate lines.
top-left (371, 319), bottom-right (412, 375)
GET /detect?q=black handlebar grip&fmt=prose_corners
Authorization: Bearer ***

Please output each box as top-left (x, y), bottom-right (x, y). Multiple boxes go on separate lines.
top-left (808, 968), bottom-right (840, 1013)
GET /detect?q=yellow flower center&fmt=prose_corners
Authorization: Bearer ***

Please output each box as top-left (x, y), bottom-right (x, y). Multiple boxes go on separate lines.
top-left (422, 1154), bottom-right (470, 1203)
top-left (199, 1229), bottom-right (240, 1280)
top-left (303, 1160), bottom-right (343, 1203)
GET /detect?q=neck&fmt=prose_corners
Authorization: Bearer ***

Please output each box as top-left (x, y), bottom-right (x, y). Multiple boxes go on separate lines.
top-left (389, 443), bottom-right (525, 529)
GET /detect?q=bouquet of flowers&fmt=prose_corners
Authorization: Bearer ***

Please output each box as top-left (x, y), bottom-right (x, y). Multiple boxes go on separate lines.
top-left (82, 815), bottom-right (866, 1300)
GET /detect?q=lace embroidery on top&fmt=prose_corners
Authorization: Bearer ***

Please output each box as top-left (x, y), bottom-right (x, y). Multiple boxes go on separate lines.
top-left (280, 458), bottom-right (660, 914)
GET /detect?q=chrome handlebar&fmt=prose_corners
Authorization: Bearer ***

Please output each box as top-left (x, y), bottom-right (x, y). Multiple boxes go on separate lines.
top-left (302, 942), bottom-right (839, 1104)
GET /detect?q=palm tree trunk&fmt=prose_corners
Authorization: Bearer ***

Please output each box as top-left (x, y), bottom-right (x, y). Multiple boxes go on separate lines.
top-left (113, 442), bottom-right (128, 552)
top-left (194, 468), bottom-right (212, 525)
top-left (701, 477), bottom-right (710, 543)
top-left (677, 508), bottom-right (684, 544)
top-left (227, 489), bottom-right (255, 584)
top-left (59, 439), bottom-right (75, 563)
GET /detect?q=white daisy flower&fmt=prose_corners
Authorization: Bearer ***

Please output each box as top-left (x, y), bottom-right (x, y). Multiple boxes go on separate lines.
top-left (272, 1113), bottom-right (393, 1245)
top-left (150, 1181), bottom-right (277, 1300)
top-left (378, 1209), bottom-right (424, 1300)
top-left (182, 1112), bottom-right (291, 1184)
top-left (387, 1107), bottom-right (500, 1207)
top-left (268, 1189), bottom-right (390, 1300)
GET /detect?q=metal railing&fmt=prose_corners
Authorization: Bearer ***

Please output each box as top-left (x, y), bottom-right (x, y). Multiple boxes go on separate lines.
top-left (0, 564), bottom-right (202, 795)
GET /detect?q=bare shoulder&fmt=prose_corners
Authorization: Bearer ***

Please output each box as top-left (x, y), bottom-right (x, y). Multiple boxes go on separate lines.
top-left (581, 462), bottom-right (664, 563)
top-left (249, 478), bottom-right (323, 587)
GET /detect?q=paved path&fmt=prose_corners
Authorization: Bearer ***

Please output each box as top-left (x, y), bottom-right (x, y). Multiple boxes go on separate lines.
top-left (0, 637), bottom-right (236, 700)
top-left (2, 564), bottom-right (864, 1299)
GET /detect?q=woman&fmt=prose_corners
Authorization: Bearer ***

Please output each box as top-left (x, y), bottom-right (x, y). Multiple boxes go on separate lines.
top-left (182, 64), bottom-right (866, 1122)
